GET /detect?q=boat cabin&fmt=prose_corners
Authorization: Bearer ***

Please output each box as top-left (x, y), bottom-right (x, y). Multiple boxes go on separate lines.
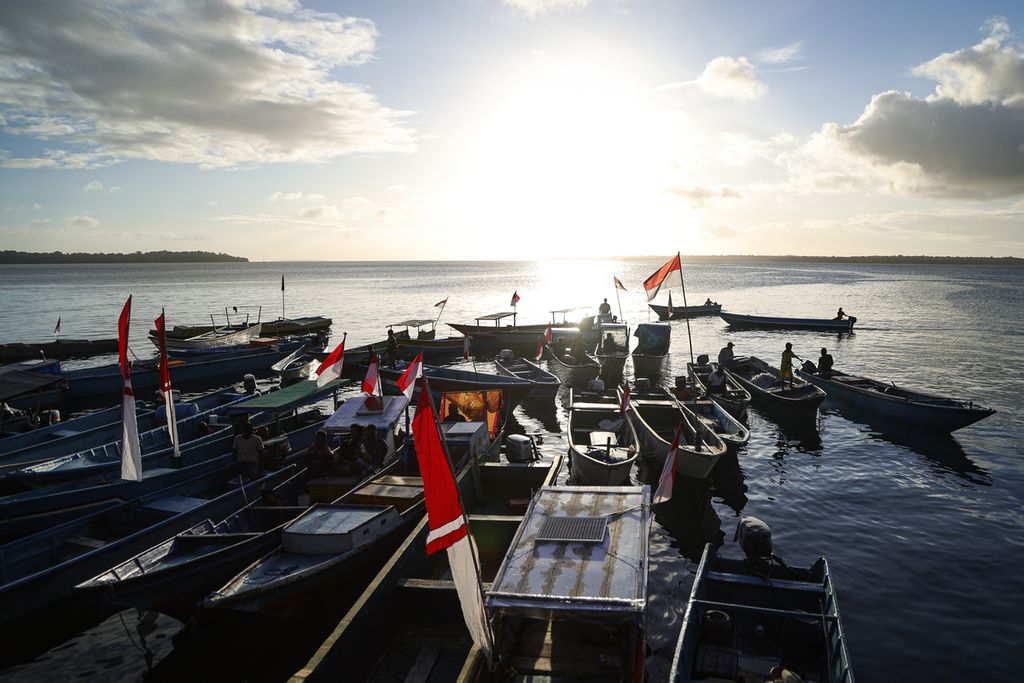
top-left (486, 485), bottom-right (650, 680)
top-left (388, 319), bottom-right (436, 341)
top-left (597, 322), bottom-right (629, 355)
top-left (634, 322), bottom-right (671, 355)
top-left (473, 311), bottom-right (519, 328)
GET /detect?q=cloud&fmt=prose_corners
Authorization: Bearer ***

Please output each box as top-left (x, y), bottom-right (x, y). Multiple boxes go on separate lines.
top-left (268, 191), bottom-right (326, 202)
top-left (83, 179), bottom-right (121, 192)
top-left (502, 0), bottom-right (592, 18)
top-left (0, 1), bottom-right (415, 170)
top-left (757, 42), bottom-right (803, 65)
top-left (696, 57), bottom-right (767, 101)
top-left (666, 184), bottom-right (742, 208)
top-left (701, 223), bottom-right (738, 239)
top-left (214, 196), bottom-right (398, 231)
top-left (815, 20), bottom-right (1024, 199)
top-left (67, 214), bottom-right (99, 228)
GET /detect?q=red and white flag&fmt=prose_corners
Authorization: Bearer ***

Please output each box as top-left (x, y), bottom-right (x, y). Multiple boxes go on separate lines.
top-left (412, 380), bottom-right (494, 659)
top-left (53, 316), bottom-right (62, 337)
top-left (614, 276), bottom-right (627, 292)
top-left (510, 290), bottom-right (520, 306)
top-left (118, 297), bottom-right (142, 481)
top-left (154, 310), bottom-right (181, 462)
top-left (619, 382), bottom-right (631, 415)
top-left (544, 324), bottom-right (553, 343)
top-left (362, 349), bottom-right (381, 397)
top-left (434, 297), bottom-right (448, 309)
top-left (643, 253), bottom-right (682, 301)
top-left (535, 335), bottom-right (544, 362)
top-left (667, 291), bottom-right (674, 318)
top-left (315, 333), bottom-right (347, 388)
top-left (462, 335), bottom-right (471, 361)
top-left (654, 424), bottom-right (683, 504)
top-left (396, 351), bottom-right (423, 400)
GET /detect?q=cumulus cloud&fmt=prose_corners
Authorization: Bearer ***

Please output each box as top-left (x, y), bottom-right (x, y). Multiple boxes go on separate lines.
top-left (214, 196), bottom-right (399, 231)
top-left (757, 42), bottom-right (803, 65)
top-left (818, 20), bottom-right (1024, 199)
top-left (502, 0), bottom-right (591, 18)
top-left (696, 57), bottom-right (767, 101)
top-left (666, 184), bottom-right (742, 208)
top-left (83, 179), bottom-right (121, 192)
top-left (0, 0), bottom-right (415, 170)
top-left (67, 214), bottom-right (99, 228)
top-left (268, 191), bottom-right (326, 202)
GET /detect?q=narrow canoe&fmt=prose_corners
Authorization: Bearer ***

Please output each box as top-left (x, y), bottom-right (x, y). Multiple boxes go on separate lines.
top-left (567, 398), bottom-right (639, 485)
top-left (720, 311), bottom-right (856, 332)
top-left (681, 398), bottom-right (750, 453)
top-left (151, 323), bottom-right (264, 350)
top-left (724, 357), bottom-right (826, 414)
top-left (687, 361), bottom-right (751, 419)
top-left (622, 389), bottom-right (727, 480)
top-left (0, 338), bottom-right (119, 363)
top-left (543, 343), bottom-right (601, 389)
top-left (650, 302), bottom-right (722, 320)
top-left (493, 354), bottom-right (560, 398)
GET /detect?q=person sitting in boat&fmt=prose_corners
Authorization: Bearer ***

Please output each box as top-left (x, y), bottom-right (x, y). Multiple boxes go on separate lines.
top-left (718, 341), bottom-right (735, 367)
top-left (601, 332), bottom-right (621, 353)
top-left (443, 404), bottom-right (466, 423)
top-left (817, 348), bottom-right (835, 378)
top-left (358, 424), bottom-right (387, 473)
top-left (242, 373), bottom-right (260, 395)
top-left (335, 424), bottom-right (363, 475)
top-left (386, 329), bottom-right (400, 368)
top-left (307, 429), bottom-right (336, 476)
top-left (780, 342), bottom-right (803, 388)
top-left (233, 421), bottom-right (265, 480)
top-left (598, 298), bottom-right (612, 315)
top-left (834, 307), bottom-right (847, 320)
top-left (707, 366), bottom-right (728, 394)
top-left (704, 297), bottom-right (713, 306)
top-left (570, 336), bottom-right (588, 361)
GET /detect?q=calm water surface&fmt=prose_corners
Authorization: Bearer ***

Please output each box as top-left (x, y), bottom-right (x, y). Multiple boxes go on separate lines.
top-left (0, 259), bottom-right (1021, 682)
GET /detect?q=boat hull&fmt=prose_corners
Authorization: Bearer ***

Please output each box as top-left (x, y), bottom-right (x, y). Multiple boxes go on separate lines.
top-left (687, 362), bottom-right (751, 419)
top-left (725, 357), bottom-right (825, 415)
top-left (720, 311), bottom-right (856, 332)
top-left (153, 323), bottom-right (263, 350)
top-left (632, 352), bottom-right (667, 377)
top-left (0, 339), bottom-right (118, 363)
top-left (493, 357), bottom-right (560, 399)
top-left (628, 401), bottom-right (724, 480)
top-left (649, 303), bottom-right (721, 320)
top-left (544, 348), bottom-right (601, 389)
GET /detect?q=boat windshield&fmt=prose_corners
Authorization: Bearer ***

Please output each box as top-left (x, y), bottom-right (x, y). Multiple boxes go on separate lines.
top-left (634, 324), bottom-right (670, 354)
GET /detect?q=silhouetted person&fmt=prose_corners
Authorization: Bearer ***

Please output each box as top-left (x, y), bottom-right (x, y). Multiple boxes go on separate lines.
top-left (834, 307), bottom-right (847, 320)
top-left (818, 348), bottom-right (835, 378)
top-left (780, 342), bottom-right (803, 389)
top-left (233, 421), bottom-right (264, 480)
top-left (718, 342), bottom-right (735, 367)
top-left (386, 329), bottom-right (400, 368)
top-left (443, 404), bottom-right (465, 423)
top-left (598, 298), bottom-right (611, 315)
top-left (706, 366), bottom-right (728, 394)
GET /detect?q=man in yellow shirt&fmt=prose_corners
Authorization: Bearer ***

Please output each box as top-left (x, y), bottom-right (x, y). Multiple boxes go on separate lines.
top-left (780, 342), bottom-right (803, 389)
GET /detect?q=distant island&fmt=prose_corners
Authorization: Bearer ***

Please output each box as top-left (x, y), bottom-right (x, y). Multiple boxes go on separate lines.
top-left (626, 255), bottom-right (1023, 265)
top-left (0, 250), bottom-right (248, 264)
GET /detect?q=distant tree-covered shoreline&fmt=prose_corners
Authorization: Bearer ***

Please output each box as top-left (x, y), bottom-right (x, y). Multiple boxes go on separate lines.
top-left (0, 250), bottom-right (248, 264)
top-left (624, 255), bottom-right (1023, 265)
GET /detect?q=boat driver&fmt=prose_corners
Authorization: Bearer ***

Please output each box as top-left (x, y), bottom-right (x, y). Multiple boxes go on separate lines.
top-left (818, 348), bottom-right (835, 378)
top-left (598, 298), bottom-right (612, 315)
top-left (718, 342), bottom-right (735, 367)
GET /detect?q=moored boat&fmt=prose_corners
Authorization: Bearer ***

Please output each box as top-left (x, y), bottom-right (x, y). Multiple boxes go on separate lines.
top-left (595, 320), bottom-right (630, 384)
top-left (650, 301), bottom-right (721, 320)
top-left (377, 363), bottom-right (535, 420)
top-left (686, 360), bottom-right (751, 419)
top-left (271, 346), bottom-right (316, 386)
top-left (622, 388), bottom-right (727, 480)
top-left (448, 309), bottom-right (602, 354)
top-left (0, 338), bottom-right (119, 363)
top-left (725, 357), bottom-right (826, 415)
top-left (796, 366), bottom-right (995, 432)
top-left (493, 350), bottom-right (560, 399)
top-left (567, 392), bottom-right (639, 485)
top-left (151, 322), bottom-right (263, 350)
top-left (632, 322), bottom-right (671, 377)
top-left (544, 328), bottom-right (602, 389)
top-left (720, 311), bottom-right (857, 332)
top-left (680, 396), bottom-right (750, 453)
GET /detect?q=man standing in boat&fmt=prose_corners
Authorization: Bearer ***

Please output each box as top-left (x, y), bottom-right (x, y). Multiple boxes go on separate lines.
top-left (718, 341), bottom-right (735, 367)
top-left (386, 329), bottom-right (400, 368)
top-left (598, 298), bottom-right (612, 316)
top-left (781, 342), bottom-right (803, 388)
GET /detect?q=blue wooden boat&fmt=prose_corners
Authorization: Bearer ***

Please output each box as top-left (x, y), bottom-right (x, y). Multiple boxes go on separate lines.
top-left (670, 542), bottom-right (854, 682)
top-left (0, 389), bottom-right (249, 471)
top-left (681, 396), bottom-right (751, 453)
top-left (0, 403), bottom-right (129, 451)
top-left (376, 363), bottom-right (535, 417)
top-left (543, 328), bottom-right (602, 389)
top-left (0, 464), bottom-right (300, 636)
top-left (650, 302), bottom-right (721, 320)
top-left (493, 352), bottom-right (560, 399)
top-left (796, 367), bottom-right (994, 432)
top-left (720, 311), bottom-right (857, 332)
top-left (724, 357), bottom-right (825, 414)
top-left (76, 467), bottom-right (313, 622)
top-left (165, 334), bottom-right (318, 358)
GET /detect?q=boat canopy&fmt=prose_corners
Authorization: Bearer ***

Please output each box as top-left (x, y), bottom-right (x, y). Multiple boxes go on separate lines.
top-left (475, 312), bottom-right (516, 322)
top-left (634, 322), bottom-right (670, 351)
top-left (389, 319), bottom-right (434, 329)
top-left (0, 370), bottom-right (64, 401)
top-left (487, 485), bottom-right (650, 620)
top-left (226, 378), bottom-right (344, 414)
top-left (549, 307), bottom-right (587, 323)
top-left (324, 394), bottom-right (409, 433)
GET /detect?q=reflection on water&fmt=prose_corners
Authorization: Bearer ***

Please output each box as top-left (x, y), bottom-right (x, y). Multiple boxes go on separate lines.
top-left (652, 480), bottom-right (724, 563)
top-left (709, 451), bottom-right (748, 514)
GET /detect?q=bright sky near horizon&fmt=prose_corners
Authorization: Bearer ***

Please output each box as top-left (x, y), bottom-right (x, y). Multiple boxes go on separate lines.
top-left (1, 0), bottom-right (1022, 260)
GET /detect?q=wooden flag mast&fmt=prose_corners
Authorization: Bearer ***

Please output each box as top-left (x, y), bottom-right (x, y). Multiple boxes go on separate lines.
top-left (676, 252), bottom-right (694, 365)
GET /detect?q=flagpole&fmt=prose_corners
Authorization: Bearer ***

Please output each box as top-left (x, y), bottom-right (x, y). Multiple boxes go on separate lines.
top-left (423, 376), bottom-right (495, 661)
top-left (281, 274), bottom-right (286, 321)
top-left (677, 252), bottom-right (694, 365)
top-left (614, 279), bottom-right (623, 322)
top-left (434, 299), bottom-right (446, 330)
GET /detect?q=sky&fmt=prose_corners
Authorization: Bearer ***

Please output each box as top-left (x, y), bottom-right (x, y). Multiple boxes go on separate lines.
top-left (0, 0), bottom-right (1022, 260)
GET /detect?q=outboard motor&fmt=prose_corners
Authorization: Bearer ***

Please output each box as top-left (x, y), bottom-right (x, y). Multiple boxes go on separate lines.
top-left (634, 377), bottom-right (651, 394)
top-left (588, 377), bottom-right (605, 392)
top-left (696, 353), bottom-right (710, 366)
top-left (735, 516), bottom-right (773, 562)
top-left (243, 374), bottom-right (258, 394)
top-left (802, 359), bottom-right (817, 373)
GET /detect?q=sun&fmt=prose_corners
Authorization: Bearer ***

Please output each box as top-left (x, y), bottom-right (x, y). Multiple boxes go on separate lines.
top-left (446, 49), bottom-right (702, 257)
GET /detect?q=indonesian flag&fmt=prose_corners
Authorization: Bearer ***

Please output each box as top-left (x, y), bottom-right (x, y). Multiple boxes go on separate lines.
top-left (54, 316), bottom-right (61, 337)
top-left (535, 335), bottom-right (544, 362)
top-left (667, 291), bottom-right (674, 318)
top-left (315, 333), bottom-right (347, 388)
top-left (620, 382), bottom-right (631, 415)
top-left (510, 290), bottom-right (520, 306)
top-left (154, 310), bottom-right (181, 462)
top-left (362, 349), bottom-right (381, 397)
top-left (463, 335), bottom-right (471, 361)
top-left (281, 274), bottom-right (285, 291)
top-left (412, 381), bottom-right (494, 659)
top-left (435, 297), bottom-right (448, 308)
top-left (654, 424), bottom-right (683, 504)
top-left (614, 276), bottom-right (627, 291)
top-left (397, 351), bottom-right (423, 400)
top-left (118, 297), bottom-right (142, 481)
top-left (544, 324), bottom-right (553, 343)
top-left (643, 253), bottom-right (682, 301)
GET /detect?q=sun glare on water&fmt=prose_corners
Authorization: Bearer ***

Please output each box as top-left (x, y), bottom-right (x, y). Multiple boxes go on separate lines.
top-left (449, 51), bottom-right (701, 257)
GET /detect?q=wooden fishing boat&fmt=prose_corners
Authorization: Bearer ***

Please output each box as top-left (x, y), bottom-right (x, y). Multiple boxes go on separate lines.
top-left (0, 388), bottom-right (249, 471)
top-left (680, 397), bottom-right (750, 453)
top-left (0, 403), bottom-right (128, 453)
top-left (288, 450), bottom-right (563, 682)
top-left (720, 311), bottom-right (857, 332)
top-left (396, 336), bottom-right (467, 361)
top-left (75, 468), bottom-right (313, 622)
top-left (670, 542), bottom-right (854, 683)
top-left (632, 322), bottom-right (671, 377)
top-left (151, 322), bottom-right (263, 351)
top-left (650, 302), bottom-right (722, 320)
top-left (448, 309), bottom-right (602, 354)
top-left (377, 363), bottom-right (535, 419)
top-left (622, 389), bottom-right (727, 480)
top-left (493, 352), bottom-right (560, 399)
top-left (163, 312), bottom-right (331, 340)
top-left (797, 367), bottom-right (995, 432)
top-left (0, 338), bottom-right (119, 363)
top-left (543, 328), bottom-right (602, 389)
top-left (272, 346), bottom-right (315, 386)
top-left (165, 334), bottom-right (320, 358)
top-left (687, 361), bottom-right (751, 419)
top-left (0, 463), bottom-right (300, 638)
top-left (725, 357), bottom-right (826, 414)
top-left (595, 321), bottom-right (630, 384)
top-left (567, 394), bottom-right (639, 485)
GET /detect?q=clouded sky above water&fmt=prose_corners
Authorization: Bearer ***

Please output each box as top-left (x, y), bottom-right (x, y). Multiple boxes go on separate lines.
top-left (1, 0), bottom-right (1022, 259)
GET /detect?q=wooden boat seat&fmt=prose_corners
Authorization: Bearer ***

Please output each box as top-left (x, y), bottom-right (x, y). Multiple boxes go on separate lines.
top-left (404, 645), bottom-right (441, 683)
top-left (143, 495), bottom-right (209, 515)
top-left (693, 598), bottom-right (838, 621)
top-left (376, 475), bottom-right (424, 487)
top-left (350, 483), bottom-right (423, 512)
top-left (48, 429), bottom-right (81, 438)
top-left (589, 431), bottom-right (617, 447)
top-left (706, 571), bottom-right (827, 595)
top-left (64, 535), bottom-right (106, 549)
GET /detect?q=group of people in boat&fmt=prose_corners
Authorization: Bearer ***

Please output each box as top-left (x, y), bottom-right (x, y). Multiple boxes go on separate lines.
top-left (305, 425), bottom-right (387, 478)
top-left (712, 340), bottom-right (835, 390)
